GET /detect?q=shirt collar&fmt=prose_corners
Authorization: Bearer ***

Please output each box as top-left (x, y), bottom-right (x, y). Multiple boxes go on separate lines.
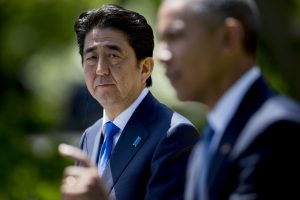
top-left (208, 66), bottom-right (261, 135)
top-left (102, 88), bottom-right (149, 134)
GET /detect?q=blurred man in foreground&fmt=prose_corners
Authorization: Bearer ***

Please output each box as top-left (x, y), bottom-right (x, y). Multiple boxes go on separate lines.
top-left (157, 0), bottom-right (300, 199)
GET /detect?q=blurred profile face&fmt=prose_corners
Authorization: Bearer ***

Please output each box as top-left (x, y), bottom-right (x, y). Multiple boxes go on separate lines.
top-left (157, 0), bottom-right (224, 105)
top-left (83, 28), bottom-right (151, 116)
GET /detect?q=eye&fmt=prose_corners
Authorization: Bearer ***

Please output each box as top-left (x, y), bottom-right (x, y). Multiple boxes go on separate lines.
top-left (108, 53), bottom-right (118, 58)
top-left (106, 49), bottom-right (121, 59)
top-left (84, 55), bottom-right (98, 65)
top-left (106, 51), bottom-right (122, 65)
top-left (87, 55), bottom-right (97, 60)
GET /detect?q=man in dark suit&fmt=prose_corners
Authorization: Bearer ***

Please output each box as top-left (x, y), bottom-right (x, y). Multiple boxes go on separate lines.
top-left (60, 4), bottom-right (199, 200)
top-left (157, 0), bottom-right (300, 199)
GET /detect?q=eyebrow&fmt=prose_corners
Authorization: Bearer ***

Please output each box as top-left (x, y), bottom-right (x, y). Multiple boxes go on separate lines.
top-left (84, 46), bottom-right (96, 55)
top-left (106, 44), bottom-right (122, 52)
top-left (84, 44), bottom-right (122, 55)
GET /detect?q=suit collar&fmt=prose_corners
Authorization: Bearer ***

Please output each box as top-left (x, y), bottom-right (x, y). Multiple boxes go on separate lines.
top-left (206, 76), bottom-right (276, 196)
top-left (102, 88), bottom-right (149, 132)
top-left (88, 118), bottom-right (103, 165)
top-left (208, 67), bottom-right (261, 136)
top-left (107, 92), bottom-right (158, 189)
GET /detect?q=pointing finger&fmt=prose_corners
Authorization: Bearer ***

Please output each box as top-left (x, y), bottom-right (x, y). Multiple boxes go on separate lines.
top-left (58, 143), bottom-right (92, 167)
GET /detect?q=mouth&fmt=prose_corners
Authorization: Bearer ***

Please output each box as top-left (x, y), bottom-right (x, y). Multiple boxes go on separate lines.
top-left (94, 83), bottom-right (114, 89)
top-left (94, 76), bottom-right (115, 88)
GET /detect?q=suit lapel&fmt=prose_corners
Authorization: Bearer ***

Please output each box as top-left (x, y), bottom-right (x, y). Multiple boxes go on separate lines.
top-left (108, 93), bottom-right (157, 189)
top-left (90, 119), bottom-right (103, 165)
top-left (206, 77), bottom-right (276, 196)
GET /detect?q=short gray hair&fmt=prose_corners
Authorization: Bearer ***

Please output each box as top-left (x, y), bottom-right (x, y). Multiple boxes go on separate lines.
top-left (187, 0), bottom-right (260, 55)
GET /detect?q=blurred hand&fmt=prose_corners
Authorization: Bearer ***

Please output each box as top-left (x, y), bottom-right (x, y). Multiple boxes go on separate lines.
top-left (59, 143), bottom-right (109, 200)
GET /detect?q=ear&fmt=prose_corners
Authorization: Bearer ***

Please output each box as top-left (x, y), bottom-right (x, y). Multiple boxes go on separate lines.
top-left (220, 17), bottom-right (244, 53)
top-left (139, 57), bottom-right (154, 84)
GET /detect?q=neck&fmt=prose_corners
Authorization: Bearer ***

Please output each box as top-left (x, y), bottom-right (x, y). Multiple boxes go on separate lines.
top-left (206, 57), bottom-right (255, 110)
top-left (104, 87), bottom-right (146, 120)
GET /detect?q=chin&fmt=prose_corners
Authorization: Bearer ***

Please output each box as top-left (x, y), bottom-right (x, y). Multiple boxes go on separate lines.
top-left (177, 89), bottom-right (199, 102)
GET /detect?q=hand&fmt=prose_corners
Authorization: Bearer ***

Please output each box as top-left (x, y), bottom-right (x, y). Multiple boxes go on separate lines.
top-left (59, 143), bottom-right (109, 200)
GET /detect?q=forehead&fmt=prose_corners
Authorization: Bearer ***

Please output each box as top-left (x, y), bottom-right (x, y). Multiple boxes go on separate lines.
top-left (159, 1), bottom-right (188, 21)
top-left (158, 0), bottom-right (203, 33)
top-left (84, 28), bottom-right (130, 51)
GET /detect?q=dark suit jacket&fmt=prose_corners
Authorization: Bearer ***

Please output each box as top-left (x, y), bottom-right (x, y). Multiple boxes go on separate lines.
top-left (186, 77), bottom-right (300, 200)
top-left (79, 92), bottom-right (200, 200)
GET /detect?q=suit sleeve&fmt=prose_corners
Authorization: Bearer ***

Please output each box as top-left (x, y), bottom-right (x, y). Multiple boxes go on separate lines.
top-left (144, 123), bottom-right (200, 200)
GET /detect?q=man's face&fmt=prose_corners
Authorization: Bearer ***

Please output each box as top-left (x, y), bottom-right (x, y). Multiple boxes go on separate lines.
top-left (157, 1), bottom-right (224, 105)
top-left (83, 28), bottom-right (149, 115)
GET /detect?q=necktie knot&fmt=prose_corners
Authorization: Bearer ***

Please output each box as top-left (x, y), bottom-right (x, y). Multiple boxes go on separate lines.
top-left (104, 121), bottom-right (120, 139)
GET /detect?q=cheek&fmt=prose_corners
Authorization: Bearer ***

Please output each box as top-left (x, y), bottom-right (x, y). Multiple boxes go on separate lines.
top-left (177, 49), bottom-right (199, 75)
top-left (84, 70), bottom-right (92, 81)
top-left (110, 68), bottom-right (130, 90)
top-left (83, 69), bottom-right (95, 88)
top-left (174, 41), bottom-right (196, 63)
top-left (112, 62), bottom-right (138, 82)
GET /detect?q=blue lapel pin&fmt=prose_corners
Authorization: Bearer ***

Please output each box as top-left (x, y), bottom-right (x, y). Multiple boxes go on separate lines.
top-left (133, 136), bottom-right (142, 147)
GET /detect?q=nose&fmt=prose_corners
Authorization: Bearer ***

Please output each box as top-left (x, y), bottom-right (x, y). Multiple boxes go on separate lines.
top-left (156, 42), bottom-right (172, 64)
top-left (96, 56), bottom-right (110, 76)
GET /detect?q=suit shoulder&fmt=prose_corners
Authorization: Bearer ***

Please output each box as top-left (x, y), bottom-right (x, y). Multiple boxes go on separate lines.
top-left (170, 112), bottom-right (195, 127)
top-left (230, 95), bottom-right (300, 159)
top-left (156, 101), bottom-right (196, 127)
top-left (83, 118), bottom-right (102, 137)
top-left (138, 93), bottom-right (198, 138)
top-left (244, 95), bottom-right (300, 136)
top-left (257, 95), bottom-right (300, 124)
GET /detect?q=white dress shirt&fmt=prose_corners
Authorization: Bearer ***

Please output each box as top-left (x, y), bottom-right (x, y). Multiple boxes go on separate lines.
top-left (102, 88), bottom-right (149, 147)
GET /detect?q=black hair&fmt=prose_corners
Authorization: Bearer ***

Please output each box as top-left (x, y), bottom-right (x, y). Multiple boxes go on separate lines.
top-left (74, 4), bottom-right (154, 86)
top-left (190, 0), bottom-right (260, 55)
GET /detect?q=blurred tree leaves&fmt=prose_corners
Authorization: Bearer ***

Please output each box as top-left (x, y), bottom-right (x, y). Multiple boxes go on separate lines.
top-left (0, 0), bottom-right (117, 199)
top-left (256, 0), bottom-right (300, 100)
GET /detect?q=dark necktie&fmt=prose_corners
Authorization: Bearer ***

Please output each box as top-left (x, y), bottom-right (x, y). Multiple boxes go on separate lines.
top-left (98, 121), bottom-right (120, 176)
top-left (202, 123), bottom-right (215, 162)
top-left (195, 123), bottom-right (215, 200)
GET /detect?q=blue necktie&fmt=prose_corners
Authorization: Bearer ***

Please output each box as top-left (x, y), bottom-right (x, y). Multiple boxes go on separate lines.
top-left (195, 123), bottom-right (215, 200)
top-left (202, 123), bottom-right (215, 163)
top-left (98, 121), bottom-right (120, 176)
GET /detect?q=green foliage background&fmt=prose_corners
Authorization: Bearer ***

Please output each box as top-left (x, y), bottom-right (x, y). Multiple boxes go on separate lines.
top-left (0, 0), bottom-right (299, 199)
